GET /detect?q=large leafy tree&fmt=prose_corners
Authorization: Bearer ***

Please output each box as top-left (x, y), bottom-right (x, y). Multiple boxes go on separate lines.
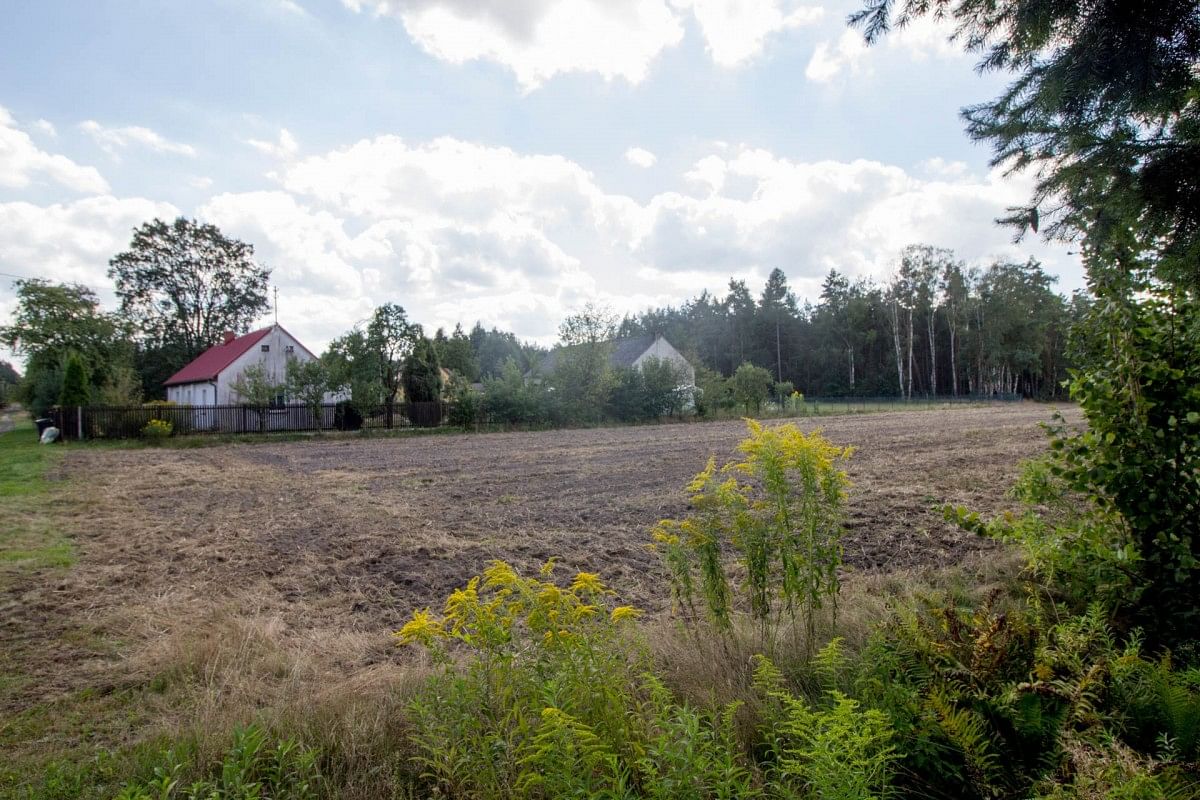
top-left (108, 217), bottom-right (271, 374)
top-left (0, 279), bottom-right (131, 415)
top-left (365, 303), bottom-right (422, 406)
top-left (324, 329), bottom-right (386, 416)
top-left (0, 279), bottom-right (125, 371)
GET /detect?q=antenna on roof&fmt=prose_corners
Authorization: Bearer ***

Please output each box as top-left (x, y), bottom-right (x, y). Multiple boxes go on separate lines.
top-left (273, 286), bottom-right (278, 325)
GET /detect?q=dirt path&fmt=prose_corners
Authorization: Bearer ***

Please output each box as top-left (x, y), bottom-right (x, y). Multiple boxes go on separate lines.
top-left (5, 403), bottom-right (1075, 709)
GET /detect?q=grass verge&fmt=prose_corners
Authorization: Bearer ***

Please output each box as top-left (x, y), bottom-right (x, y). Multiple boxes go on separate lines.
top-left (0, 418), bottom-right (71, 580)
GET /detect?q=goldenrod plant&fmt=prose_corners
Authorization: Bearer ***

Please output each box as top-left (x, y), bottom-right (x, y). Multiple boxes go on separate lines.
top-left (140, 417), bottom-right (173, 441)
top-left (653, 420), bottom-right (852, 651)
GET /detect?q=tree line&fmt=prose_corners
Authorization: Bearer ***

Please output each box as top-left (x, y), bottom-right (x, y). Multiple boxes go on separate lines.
top-left (618, 246), bottom-right (1078, 400)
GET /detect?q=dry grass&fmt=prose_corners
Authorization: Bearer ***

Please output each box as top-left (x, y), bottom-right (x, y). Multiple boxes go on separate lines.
top-left (118, 603), bottom-right (427, 798)
top-left (645, 548), bottom-right (1026, 715)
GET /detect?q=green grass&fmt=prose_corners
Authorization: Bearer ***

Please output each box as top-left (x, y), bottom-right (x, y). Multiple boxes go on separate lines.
top-left (0, 418), bottom-right (73, 575)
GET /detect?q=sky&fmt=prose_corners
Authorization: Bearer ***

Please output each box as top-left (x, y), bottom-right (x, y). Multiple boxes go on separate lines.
top-left (0, 0), bottom-right (1084, 364)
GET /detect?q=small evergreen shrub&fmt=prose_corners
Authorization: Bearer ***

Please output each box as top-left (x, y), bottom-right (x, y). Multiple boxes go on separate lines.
top-left (333, 399), bottom-right (362, 431)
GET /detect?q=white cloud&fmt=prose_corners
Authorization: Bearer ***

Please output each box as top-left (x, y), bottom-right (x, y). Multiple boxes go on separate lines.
top-left (34, 119), bottom-right (57, 137)
top-left (805, 27), bottom-right (867, 82)
top-left (0, 195), bottom-right (178, 313)
top-left (679, 0), bottom-right (824, 67)
top-left (246, 128), bottom-right (300, 160)
top-left (625, 146), bottom-right (657, 168)
top-left (388, 0), bottom-right (683, 89)
top-left (343, 0), bottom-right (822, 88)
top-left (188, 176), bottom-right (214, 189)
top-left (80, 120), bottom-right (197, 158)
top-left (0, 106), bottom-right (109, 194)
top-left (636, 147), bottom-right (1058, 286)
top-left (805, 13), bottom-right (962, 82)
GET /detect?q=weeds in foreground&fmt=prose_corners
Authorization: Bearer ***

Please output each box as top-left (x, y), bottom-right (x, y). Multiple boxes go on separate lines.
top-left (652, 420), bottom-right (851, 654)
top-left (394, 560), bottom-right (901, 799)
top-left (115, 725), bottom-right (319, 800)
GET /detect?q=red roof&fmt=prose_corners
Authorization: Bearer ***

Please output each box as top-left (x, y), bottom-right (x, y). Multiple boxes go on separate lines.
top-left (163, 328), bottom-right (272, 386)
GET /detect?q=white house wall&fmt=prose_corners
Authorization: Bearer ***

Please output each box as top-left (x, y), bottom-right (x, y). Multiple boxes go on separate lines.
top-left (218, 325), bottom-right (325, 404)
top-left (632, 337), bottom-right (696, 386)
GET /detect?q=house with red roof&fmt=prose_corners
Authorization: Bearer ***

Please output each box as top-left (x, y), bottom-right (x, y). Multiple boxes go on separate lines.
top-left (163, 324), bottom-right (322, 407)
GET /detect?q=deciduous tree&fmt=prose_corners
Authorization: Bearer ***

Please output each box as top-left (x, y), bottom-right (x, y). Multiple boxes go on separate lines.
top-left (552, 303), bottom-right (617, 423)
top-left (108, 218), bottom-right (271, 370)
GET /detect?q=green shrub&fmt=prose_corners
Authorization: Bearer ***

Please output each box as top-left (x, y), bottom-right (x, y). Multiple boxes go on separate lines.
top-left (402, 336), bottom-right (443, 404)
top-left (1050, 286), bottom-right (1200, 644)
top-left (114, 725), bottom-right (319, 800)
top-left (447, 380), bottom-right (482, 429)
top-left (693, 366), bottom-right (733, 416)
top-left (482, 358), bottom-right (550, 426)
top-left (943, 456), bottom-right (1140, 615)
top-left (332, 399), bottom-right (362, 431)
top-left (58, 352), bottom-right (90, 408)
top-left (754, 655), bottom-right (897, 800)
top-left (731, 363), bottom-right (773, 413)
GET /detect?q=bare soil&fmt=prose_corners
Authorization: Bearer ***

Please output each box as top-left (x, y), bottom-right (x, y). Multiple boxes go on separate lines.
top-left (3, 403), bottom-right (1076, 711)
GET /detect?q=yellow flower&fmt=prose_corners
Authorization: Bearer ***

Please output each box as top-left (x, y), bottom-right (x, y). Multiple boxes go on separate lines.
top-left (570, 572), bottom-right (606, 595)
top-left (652, 521), bottom-right (681, 546)
top-left (610, 606), bottom-right (641, 624)
top-left (445, 577), bottom-right (480, 625)
top-left (395, 608), bottom-right (444, 646)
top-left (482, 561), bottom-right (518, 589)
top-left (572, 603), bottom-right (599, 621)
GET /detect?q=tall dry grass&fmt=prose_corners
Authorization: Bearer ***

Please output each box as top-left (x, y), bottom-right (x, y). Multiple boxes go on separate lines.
top-left (113, 595), bottom-right (431, 798)
top-left (646, 551), bottom-right (1025, 719)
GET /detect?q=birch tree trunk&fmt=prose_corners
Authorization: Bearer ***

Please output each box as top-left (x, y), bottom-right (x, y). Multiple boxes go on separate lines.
top-left (890, 300), bottom-right (905, 398)
top-left (948, 310), bottom-right (958, 396)
top-left (906, 306), bottom-right (914, 400)
top-left (927, 309), bottom-right (937, 397)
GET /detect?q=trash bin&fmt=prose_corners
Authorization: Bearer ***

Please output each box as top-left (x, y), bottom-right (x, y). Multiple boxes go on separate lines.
top-left (35, 417), bottom-right (53, 436)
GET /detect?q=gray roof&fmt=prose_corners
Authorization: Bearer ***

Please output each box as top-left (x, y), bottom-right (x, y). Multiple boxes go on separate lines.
top-left (537, 334), bottom-right (657, 375)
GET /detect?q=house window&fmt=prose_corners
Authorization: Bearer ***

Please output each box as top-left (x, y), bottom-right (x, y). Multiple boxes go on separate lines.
top-left (285, 345), bottom-right (294, 354)
top-left (270, 393), bottom-right (286, 409)
top-left (261, 344), bottom-right (270, 352)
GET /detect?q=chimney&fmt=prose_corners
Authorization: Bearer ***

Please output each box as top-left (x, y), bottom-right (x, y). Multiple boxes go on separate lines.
top-left (222, 331), bottom-right (236, 345)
